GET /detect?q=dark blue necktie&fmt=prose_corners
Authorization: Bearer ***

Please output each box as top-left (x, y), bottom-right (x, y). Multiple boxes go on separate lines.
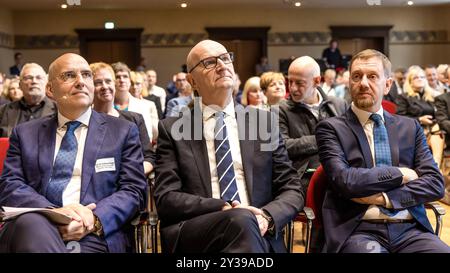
top-left (214, 111), bottom-right (240, 203)
top-left (370, 114), bottom-right (397, 216)
top-left (46, 121), bottom-right (82, 207)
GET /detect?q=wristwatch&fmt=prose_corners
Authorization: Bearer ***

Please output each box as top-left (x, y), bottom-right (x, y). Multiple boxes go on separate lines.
top-left (261, 211), bottom-right (275, 236)
top-left (92, 215), bottom-right (104, 237)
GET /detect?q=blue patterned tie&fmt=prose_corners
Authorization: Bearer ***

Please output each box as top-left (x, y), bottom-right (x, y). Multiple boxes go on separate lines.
top-left (370, 114), bottom-right (397, 217)
top-left (214, 111), bottom-right (240, 203)
top-left (46, 121), bottom-right (82, 207)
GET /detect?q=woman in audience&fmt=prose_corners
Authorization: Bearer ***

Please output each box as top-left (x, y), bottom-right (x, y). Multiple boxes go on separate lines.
top-left (396, 65), bottom-right (444, 167)
top-left (91, 62), bottom-right (155, 176)
top-left (130, 71), bottom-right (159, 139)
top-left (260, 72), bottom-right (286, 107)
top-left (240, 76), bottom-right (264, 109)
top-left (4, 77), bottom-right (23, 103)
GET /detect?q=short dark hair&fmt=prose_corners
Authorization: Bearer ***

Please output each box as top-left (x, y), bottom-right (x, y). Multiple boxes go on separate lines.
top-left (14, 52), bottom-right (22, 59)
top-left (349, 49), bottom-right (391, 77)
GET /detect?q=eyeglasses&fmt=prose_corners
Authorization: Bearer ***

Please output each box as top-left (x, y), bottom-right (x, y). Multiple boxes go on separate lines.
top-left (58, 70), bottom-right (93, 83)
top-left (22, 75), bottom-right (46, 82)
top-left (189, 52), bottom-right (234, 73)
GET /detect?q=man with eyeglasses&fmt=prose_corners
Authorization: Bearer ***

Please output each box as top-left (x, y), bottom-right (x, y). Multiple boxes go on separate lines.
top-left (0, 63), bottom-right (57, 137)
top-left (0, 53), bottom-right (147, 253)
top-left (165, 72), bottom-right (193, 117)
top-left (155, 40), bottom-right (303, 253)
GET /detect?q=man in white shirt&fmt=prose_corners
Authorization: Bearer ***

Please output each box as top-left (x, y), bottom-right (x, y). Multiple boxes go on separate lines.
top-left (0, 53), bottom-right (147, 253)
top-left (146, 69), bottom-right (166, 112)
top-left (316, 49), bottom-right (449, 253)
top-left (154, 40), bottom-right (303, 253)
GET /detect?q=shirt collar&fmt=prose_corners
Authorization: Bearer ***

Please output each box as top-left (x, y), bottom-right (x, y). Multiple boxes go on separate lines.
top-left (351, 103), bottom-right (384, 126)
top-left (57, 107), bottom-right (91, 129)
top-left (202, 100), bottom-right (235, 121)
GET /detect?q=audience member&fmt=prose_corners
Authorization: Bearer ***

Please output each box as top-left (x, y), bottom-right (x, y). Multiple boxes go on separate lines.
top-left (260, 72), bottom-right (286, 107)
top-left (240, 76), bottom-right (264, 108)
top-left (255, 56), bottom-right (272, 76)
top-left (0, 63), bottom-right (56, 137)
top-left (322, 40), bottom-right (342, 69)
top-left (384, 67), bottom-right (406, 102)
top-left (316, 49), bottom-right (449, 253)
top-left (111, 62), bottom-right (154, 141)
top-left (91, 62), bottom-right (155, 176)
top-left (155, 40), bottom-right (303, 253)
top-left (145, 69), bottom-right (166, 112)
top-left (0, 53), bottom-right (147, 253)
top-left (165, 74), bottom-right (193, 117)
top-left (321, 69), bottom-right (336, 96)
top-left (279, 56), bottom-right (347, 192)
top-left (9, 52), bottom-right (23, 77)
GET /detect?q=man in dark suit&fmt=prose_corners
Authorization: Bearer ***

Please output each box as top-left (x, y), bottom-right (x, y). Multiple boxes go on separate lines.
top-left (0, 63), bottom-right (57, 137)
top-left (155, 40), bottom-right (304, 253)
top-left (9, 52), bottom-right (23, 77)
top-left (383, 67), bottom-right (406, 103)
top-left (0, 53), bottom-right (147, 253)
top-left (316, 49), bottom-right (450, 253)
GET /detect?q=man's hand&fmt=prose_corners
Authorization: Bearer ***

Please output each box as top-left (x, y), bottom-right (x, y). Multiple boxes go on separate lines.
top-left (398, 167), bottom-right (419, 184)
top-left (419, 115), bottom-right (434, 126)
top-left (221, 201), bottom-right (268, 236)
top-left (53, 203), bottom-right (96, 230)
top-left (351, 193), bottom-right (386, 206)
top-left (58, 220), bottom-right (94, 241)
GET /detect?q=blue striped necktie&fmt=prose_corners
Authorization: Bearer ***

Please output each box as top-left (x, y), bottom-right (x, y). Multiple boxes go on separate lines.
top-left (214, 111), bottom-right (240, 203)
top-left (370, 113), bottom-right (397, 217)
top-left (46, 121), bottom-right (82, 207)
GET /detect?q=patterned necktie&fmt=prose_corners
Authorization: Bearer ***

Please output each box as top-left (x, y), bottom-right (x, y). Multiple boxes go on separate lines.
top-left (214, 111), bottom-right (240, 203)
top-left (370, 113), bottom-right (397, 217)
top-left (46, 121), bottom-right (82, 207)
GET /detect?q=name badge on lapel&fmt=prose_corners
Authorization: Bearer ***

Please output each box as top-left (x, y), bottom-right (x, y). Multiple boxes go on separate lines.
top-left (95, 158), bottom-right (116, 173)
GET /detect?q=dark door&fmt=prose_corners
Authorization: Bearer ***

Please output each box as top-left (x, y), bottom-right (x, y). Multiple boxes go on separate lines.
top-left (85, 40), bottom-right (135, 67)
top-left (217, 39), bottom-right (261, 83)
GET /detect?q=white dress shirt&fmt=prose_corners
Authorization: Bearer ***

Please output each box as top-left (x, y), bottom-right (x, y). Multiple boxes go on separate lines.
top-left (351, 104), bottom-right (412, 220)
top-left (128, 93), bottom-right (154, 141)
top-left (54, 108), bottom-right (91, 206)
top-left (202, 101), bottom-right (249, 206)
top-left (149, 85), bottom-right (167, 112)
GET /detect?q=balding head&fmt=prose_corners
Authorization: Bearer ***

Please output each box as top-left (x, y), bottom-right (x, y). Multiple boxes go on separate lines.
top-left (289, 56), bottom-right (321, 78)
top-left (46, 53), bottom-right (94, 120)
top-left (287, 56), bottom-right (321, 104)
top-left (186, 39), bottom-right (235, 108)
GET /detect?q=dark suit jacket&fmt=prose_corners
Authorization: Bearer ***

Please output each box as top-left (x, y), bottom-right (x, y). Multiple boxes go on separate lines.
top-left (0, 97), bottom-right (57, 137)
top-left (154, 105), bottom-right (304, 253)
top-left (316, 108), bottom-right (444, 253)
top-left (396, 94), bottom-right (435, 120)
top-left (384, 82), bottom-right (400, 103)
top-left (434, 93), bottom-right (450, 148)
top-left (0, 110), bottom-right (147, 253)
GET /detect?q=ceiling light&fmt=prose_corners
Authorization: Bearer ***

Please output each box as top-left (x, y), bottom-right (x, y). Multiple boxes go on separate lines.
top-left (61, 4), bottom-right (68, 9)
top-left (181, 3), bottom-right (188, 8)
top-left (294, 2), bottom-right (301, 7)
top-left (407, 1), bottom-right (414, 5)
top-left (104, 22), bottom-right (115, 29)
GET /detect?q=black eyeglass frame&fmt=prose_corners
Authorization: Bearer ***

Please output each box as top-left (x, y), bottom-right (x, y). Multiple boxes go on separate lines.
top-left (188, 52), bottom-right (234, 73)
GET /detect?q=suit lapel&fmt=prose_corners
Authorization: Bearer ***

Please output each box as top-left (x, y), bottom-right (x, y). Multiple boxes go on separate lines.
top-left (384, 111), bottom-right (400, 166)
top-left (80, 111), bottom-right (106, 201)
top-left (188, 107), bottom-right (212, 197)
top-left (38, 116), bottom-right (57, 195)
top-left (237, 111), bottom-right (254, 204)
top-left (345, 109), bottom-right (374, 168)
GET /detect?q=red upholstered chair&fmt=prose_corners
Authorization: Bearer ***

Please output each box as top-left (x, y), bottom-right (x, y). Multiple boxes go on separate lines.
top-left (286, 165), bottom-right (327, 253)
top-left (381, 99), bottom-right (397, 114)
top-left (0, 138), bottom-right (10, 174)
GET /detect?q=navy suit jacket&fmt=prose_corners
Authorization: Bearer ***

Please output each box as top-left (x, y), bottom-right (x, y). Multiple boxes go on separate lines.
top-left (316, 108), bottom-right (444, 253)
top-left (0, 110), bottom-right (147, 253)
top-left (155, 105), bottom-right (304, 253)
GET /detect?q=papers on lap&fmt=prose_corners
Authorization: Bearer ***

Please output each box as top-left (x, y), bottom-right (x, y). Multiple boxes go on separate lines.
top-left (0, 206), bottom-right (72, 224)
